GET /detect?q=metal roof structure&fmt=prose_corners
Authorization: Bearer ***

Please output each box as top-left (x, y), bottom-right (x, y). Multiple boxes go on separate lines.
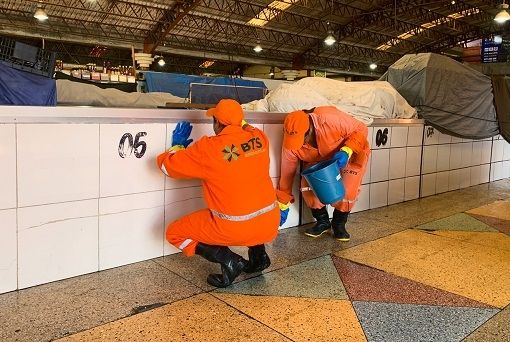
top-left (0, 0), bottom-right (506, 76)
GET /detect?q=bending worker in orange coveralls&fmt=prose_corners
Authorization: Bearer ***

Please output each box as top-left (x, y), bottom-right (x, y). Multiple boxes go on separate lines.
top-left (157, 99), bottom-right (279, 288)
top-left (277, 106), bottom-right (370, 241)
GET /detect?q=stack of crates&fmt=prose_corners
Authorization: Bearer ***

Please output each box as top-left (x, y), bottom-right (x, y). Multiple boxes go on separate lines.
top-left (0, 35), bottom-right (56, 78)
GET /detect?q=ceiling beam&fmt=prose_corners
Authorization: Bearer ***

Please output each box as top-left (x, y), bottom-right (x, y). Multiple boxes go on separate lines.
top-left (143, 0), bottom-right (202, 54)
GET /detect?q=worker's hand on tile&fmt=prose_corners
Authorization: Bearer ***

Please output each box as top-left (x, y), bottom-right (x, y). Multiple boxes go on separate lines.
top-left (172, 121), bottom-right (194, 147)
top-left (278, 201), bottom-right (290, 226)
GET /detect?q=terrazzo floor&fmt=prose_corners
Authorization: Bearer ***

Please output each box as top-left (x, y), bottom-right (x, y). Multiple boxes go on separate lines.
top-left (1, 180), bottom-right (509, 342)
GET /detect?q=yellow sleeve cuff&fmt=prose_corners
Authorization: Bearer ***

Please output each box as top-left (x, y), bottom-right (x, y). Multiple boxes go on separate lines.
top-left (278, 201), bottom-right (291, 210)
top-left (168, 145), bottom-right (185, 152)
top-left (341, 146), bottom-right (353, 158)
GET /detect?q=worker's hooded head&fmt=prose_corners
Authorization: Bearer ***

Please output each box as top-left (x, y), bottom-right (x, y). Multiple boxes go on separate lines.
top-left (206, 99), bottom-right (244, 126)
top-left (282, 110), bottom-right (310, 150)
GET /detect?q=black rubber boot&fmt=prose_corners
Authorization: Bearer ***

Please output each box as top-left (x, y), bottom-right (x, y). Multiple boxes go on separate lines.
top-left (195, 243), bottom-right (247, 288)
top-left (331, 209), bottom-right (350, 242)
top-left (243, 244), bottom-right (271, 273)
top-left (304, 207), bottom-right (332, 237)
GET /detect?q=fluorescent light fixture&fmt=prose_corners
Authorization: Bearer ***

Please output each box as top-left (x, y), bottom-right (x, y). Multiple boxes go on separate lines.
top-left (34, 7), bottom-right (48, 21)
top-left (369, 63), bottom-right (377, 70)
top-left (324, 33), bottom-right (336, 46)
top-left (494, 35), bottom-right (503, 44)
top-left (253, 44), bottom-right (263, 52)
top-left (495, 3), bottom-right (510, 23)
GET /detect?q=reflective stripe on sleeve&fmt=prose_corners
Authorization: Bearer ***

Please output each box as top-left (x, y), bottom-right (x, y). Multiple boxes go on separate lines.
top-left (161, 163), bottom-right (169, 177)
top-left (210, 202), bottom-right (277, 222)
top-left (178, 238), bottom-right (193, 250)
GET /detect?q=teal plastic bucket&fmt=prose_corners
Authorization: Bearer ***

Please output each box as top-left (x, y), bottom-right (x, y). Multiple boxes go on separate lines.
top-left (302, 159), bottom-right (345, 205)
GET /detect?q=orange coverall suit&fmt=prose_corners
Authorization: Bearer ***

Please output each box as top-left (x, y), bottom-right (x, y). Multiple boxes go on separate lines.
top-left (277, 106), bottom-right (370, 212)
top-left (157, 125), bottom-right (279, 256)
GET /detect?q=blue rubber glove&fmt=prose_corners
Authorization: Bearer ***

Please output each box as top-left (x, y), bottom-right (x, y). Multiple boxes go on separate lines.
top-left (280, 208), bottom-right (290, 226)
top-left (333, 147), bottom-right (353, 169)
top-left (172, 121), bottom-right (193, 147)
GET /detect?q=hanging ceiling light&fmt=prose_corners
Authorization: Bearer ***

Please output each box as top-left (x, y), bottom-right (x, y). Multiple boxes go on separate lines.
top-left (494, 35), bottom-right (503, 44)
top-left (34, 6), bottom-right (48, 21)
top-left (253, 41), bottom-right (263, 53)
top-left (324, 31), bottom-right (336, 46)
top-left (494, 1), bottom-right (510, 23)
top-left (158, 57), bottom-right (166, 66)
top-left (369, 63), bottom-right (377, 70)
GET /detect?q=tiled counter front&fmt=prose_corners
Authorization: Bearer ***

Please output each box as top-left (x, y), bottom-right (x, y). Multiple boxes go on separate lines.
top-left (0, 107), bottom-right (508, 293)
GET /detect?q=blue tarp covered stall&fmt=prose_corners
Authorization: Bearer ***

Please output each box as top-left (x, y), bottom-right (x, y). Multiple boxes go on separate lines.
top-left (0, 63), bottom-right (56, 106)
top-left (143, 72), bottom-right (267, 104)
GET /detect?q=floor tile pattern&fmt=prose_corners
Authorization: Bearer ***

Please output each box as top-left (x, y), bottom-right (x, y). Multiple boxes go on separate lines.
top-left (353, 301), bottom-right (498, 342)
top-left (1, 181), bottom-right (509, 342)
top-left (216, 255), bottom-right (347, 299)
top-left (332, 256), bottom-right (493, 308)
top-left (416, 213), bottom-right (497, 232)
top-left (336, 229), bottom-right (510, 308)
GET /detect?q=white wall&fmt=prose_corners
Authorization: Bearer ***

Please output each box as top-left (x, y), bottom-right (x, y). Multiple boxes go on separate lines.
top-left (1, 117), bottom-right (508, 293)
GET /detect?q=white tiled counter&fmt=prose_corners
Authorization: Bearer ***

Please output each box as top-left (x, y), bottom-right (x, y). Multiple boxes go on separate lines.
top-left (1, 106), bottom-right (508, 293)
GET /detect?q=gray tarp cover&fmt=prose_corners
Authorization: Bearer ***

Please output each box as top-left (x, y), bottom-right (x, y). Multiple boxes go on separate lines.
top-left (491, 76), bottom-right (510, 143)
top-left (380, 53), bottom-right (499, 139)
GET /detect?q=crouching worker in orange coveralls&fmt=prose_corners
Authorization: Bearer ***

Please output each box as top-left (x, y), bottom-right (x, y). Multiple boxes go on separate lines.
top-left (277, 106), bottom-right (370, 241)
top-left (156, 99), bottom-right (279, 288)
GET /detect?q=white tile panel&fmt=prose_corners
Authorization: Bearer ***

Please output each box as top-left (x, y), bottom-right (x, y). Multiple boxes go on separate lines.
top-left (164, 187), bottom-right (206, 255)
top-left (372, 127), bottom-right (391, 149)
top-left (17, 200), bottom-right (98, 289)
top-left (423, 126), bottom-right (439, 145)
top-left (390, 127), bottom-right (408, 148)
top-left (493, 162), bottom-right (504, 181)
top-left (17, 124), bottom-right (99, 207)
top-left (490, 163), bottom-right (496, 182)
top-left (450, 143), bottom-right (462, 170)
top-left (351, 184), bottom-right (370, 213)
top-left (369, 181), bottom-right (388, 209)
top-left (470, 166), bottom-right (482, 187)
top-left (405, 146), bottom-right (421, 177)
top-left (370, 149), bottom-right (389, 182)
top-left (0, 124), bottom-right (16, 209)
top-left (503, 140), bottom-right (510, 161)
top-left (421, 173), bottom-right (436, 197)
top-left (389, 148), bottom-right (406, 180)
top-left (436, 171), bottom-right (449, 194)
top-left (448, 169), bottom-right (461, 191)
top-left (491, 140), bottom-right (504, 163)
top-left (388, 179), bottom-right (405, 205)
top-left (0, 209), bottom-right (17, 294)
top-left (366, 127), bottom-right (374, 149)
top-left (436, 145), bottom-right (451, 172)
top-left (264, 124), bottom-right (284, 178)
top-left (164, 123), bottom-right (215, 189)
top-left (451, 136), bottom-right (463, 143)
top-left (480, 164), bottom-right (490, 184)
top-left (101, 124), bottom-right (166, 197)
top-left (437, 132), bottom-right (452, 144)
top-left (459, 168), bottom-right (471, 188)
top-left (99, 191), bottom-right (165, 270)
top-left (404, 176), bottom-right (420, 201)
top-left (407, 126), bottom-right (424, 146)
top-left (422, 145), bottom-right (438, 174)
top-left (460, 142), bottom-right (473, 168)
top-left (471, 141), bottom-right (483, 166)
top-left (502, 160), bottom-right (510, 179)
top-left (481, 141), bottom-right (492, 164)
